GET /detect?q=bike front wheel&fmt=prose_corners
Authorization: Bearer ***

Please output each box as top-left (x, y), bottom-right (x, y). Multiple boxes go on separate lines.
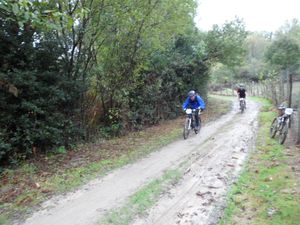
top-left (270, 118), bottom-right (277, 138)
top-left (278, 122), bottom-right (288, 144)
top-left (241, 106), bottom-right (244, 113)
top-left (183, 118), bottom-right (191, 139)
top-left (240, 101), bottom-right (245, 113)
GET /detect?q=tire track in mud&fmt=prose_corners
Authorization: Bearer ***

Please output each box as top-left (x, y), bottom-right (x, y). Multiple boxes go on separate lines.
top-left (19, 100), bottom-right (258, 225)
top-left (133, 101), bottom-right (259, 225)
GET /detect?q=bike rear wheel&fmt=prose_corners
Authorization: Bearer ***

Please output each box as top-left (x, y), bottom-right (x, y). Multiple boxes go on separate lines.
top-left (240, 101), bottom-right (245, 113)
top-left (183, 118), bottom-right (191, 139)
top-left (270, 118), bottom-right (277, 138)
top-left (278, 122), bottom-right (288, 144)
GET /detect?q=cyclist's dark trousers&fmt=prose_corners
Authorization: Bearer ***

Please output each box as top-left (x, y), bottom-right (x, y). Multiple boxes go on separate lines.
top-left (194, 109), bottom-right (200, 127)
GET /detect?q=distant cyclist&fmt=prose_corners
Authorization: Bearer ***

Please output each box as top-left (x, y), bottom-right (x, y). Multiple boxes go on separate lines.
top-left (182, 90), bottom-right (206, 130)
top-left (236, 84), bottom-right (246, 108)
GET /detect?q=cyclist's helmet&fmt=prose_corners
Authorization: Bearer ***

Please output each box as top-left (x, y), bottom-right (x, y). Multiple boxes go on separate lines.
top-left (188, 90), bottom-right (196, 97)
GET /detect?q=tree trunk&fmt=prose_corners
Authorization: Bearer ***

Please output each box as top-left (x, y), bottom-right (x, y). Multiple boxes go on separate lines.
top-left (297, 107), bottom-right (300, 145)
top-left (287, 70), bottom-right (293, 108)
top-left (280, 71), bottom-right (285, 103)
top-left (270, 81), bottom-right (278, 105)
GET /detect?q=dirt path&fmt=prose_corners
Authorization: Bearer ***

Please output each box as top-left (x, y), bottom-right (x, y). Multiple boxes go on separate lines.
top-left (133, 100), bottom-right (259, 225)
top-left (19, 100), bottom-right (259, 225)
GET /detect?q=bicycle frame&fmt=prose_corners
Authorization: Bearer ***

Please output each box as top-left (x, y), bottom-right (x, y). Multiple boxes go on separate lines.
top-left (270, 107), bottom-right (294, 144)
top-left (186, 109), bottom-right (201, 127)
top-left (185, 109), bottom-right (195, 130)
top-left (183, 109), bottom-right (201, 139)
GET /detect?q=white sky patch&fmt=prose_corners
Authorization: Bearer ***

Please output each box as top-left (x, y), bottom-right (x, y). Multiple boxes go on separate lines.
top-left (195, 0), bottom-right (300, 32)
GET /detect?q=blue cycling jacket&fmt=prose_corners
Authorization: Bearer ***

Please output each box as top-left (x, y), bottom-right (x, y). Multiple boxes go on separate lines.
top-left (182, 95), bottom-right (206, 110)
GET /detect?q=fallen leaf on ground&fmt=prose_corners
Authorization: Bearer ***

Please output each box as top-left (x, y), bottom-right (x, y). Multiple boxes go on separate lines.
top-left (196, 191), bottom-right (211, 198)
top-left (17, 196), bottom-right (33, 205)
top-left (177, 212), bottom-right (184, 218)
top-left (184, 168), bottom-right (191, 174)
top-left (33, 182), bottom-right (40, 189)
top-left (207, 185), bottom-right (220, 189)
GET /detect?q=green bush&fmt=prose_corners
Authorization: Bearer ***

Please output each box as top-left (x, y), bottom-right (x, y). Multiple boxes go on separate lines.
top-left (0, 7), bottom-right (85, 165)
top-left (0, 70), bottom-right (81, 164)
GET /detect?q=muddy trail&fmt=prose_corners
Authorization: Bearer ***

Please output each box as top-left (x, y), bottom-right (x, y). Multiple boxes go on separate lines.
top-left (18, 100), bottom-right (259, 225)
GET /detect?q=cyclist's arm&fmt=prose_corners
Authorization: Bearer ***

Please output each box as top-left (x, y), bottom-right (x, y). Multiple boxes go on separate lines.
top-left (182, 97), bottom-right (190, 110)
top-left (197, 96), bottom-right (206, 110)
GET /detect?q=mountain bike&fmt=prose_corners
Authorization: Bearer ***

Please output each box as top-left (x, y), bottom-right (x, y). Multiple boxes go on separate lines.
top-left (270, 107), bottom-right (295, 144)
top-left (239, 98), bottom-right (246, 113)
top-left (183, 108), bottom-right (201, 139)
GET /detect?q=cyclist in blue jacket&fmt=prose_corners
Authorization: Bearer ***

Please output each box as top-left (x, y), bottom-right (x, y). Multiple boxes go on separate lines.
top-left (182, 90), bottom-right (206, 130)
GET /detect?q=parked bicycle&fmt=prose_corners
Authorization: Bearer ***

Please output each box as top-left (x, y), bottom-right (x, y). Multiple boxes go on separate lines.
top-left (183, 108), bottom-right (201, 139)
top-left (239, 98), bottom-right (246, 113)
top-left (270, 106), bottom-right (296, 144)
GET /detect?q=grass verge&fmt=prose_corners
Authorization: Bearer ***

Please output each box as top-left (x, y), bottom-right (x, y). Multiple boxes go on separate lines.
top-left (100, 168), bottom-right (183, 225)
top-left (219, 97), bottom-right (300, 225)
top-left (0, 96), bottom-right (232, 224)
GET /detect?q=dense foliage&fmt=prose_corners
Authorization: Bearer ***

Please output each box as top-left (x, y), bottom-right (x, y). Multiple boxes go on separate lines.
top-left (0, 1), bottom-right (83, 164)
top-left (0, 0), bottom-right (247, 165)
